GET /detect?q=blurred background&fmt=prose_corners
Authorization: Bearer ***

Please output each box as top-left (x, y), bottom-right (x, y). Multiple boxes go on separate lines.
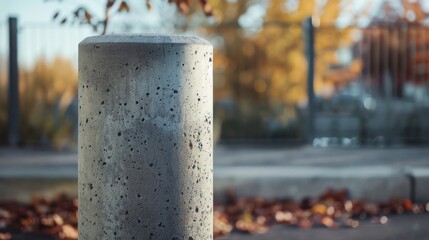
top-left (1, 0), bottom-right (429, 239)
top-left (1, 0), bottom-right (429, 148)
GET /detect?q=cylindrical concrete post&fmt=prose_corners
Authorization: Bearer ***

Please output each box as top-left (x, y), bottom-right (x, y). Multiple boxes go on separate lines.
top-left (78, 35), bottom-right (213, 240)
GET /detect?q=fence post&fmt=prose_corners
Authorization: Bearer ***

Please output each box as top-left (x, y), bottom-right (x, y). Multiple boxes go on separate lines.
top-left (8, 16), bottom-right (19, 146)
top-left (78, 35), bottom-right (213, 239)
top-left (303, 17), bottom-right (315, 144)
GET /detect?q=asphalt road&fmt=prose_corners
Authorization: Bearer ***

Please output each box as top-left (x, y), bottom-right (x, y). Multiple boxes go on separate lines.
top-left (221, 213), bottom-right (429, 240)
top-left (2, 214), bottom-right (428, 240)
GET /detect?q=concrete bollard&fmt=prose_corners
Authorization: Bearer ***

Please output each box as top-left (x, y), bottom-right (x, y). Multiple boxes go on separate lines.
top-left (78, 35), bottom-right (213, 240)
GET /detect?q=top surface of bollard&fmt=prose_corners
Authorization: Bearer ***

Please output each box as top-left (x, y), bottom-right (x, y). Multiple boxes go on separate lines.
top-left (80, 34), bottom-right (211, 46)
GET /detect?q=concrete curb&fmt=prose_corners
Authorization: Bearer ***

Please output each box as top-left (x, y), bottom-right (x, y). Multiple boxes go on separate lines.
top-left (1, 165), bottom-right (429, 203)
top-left (214, 166), bottom-right (411, 202)
top-left (405, 167), bottom-right (429, 203)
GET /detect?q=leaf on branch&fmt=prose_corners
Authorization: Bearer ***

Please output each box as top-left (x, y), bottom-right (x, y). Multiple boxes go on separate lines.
top-left (84, 10), bottom-right (92, 23)
top-left (118, 1), bottom-right (130, 13)
top-left (52, 11), bottom-right (60, 20)
top-left (72, 7), bottom-right (83, 17)
top-left (60, 18), bottom-right (67, 24)
top-left (146, 0), bottom-right (152, 11)
top-left (106, 0), bottom-right (116, 9)
top-left (168, 0), bottom-right (213, 16)
top-left (178, 1), bottom-right (189, 14)
top-left (200, 0), bottom-right (213, 16)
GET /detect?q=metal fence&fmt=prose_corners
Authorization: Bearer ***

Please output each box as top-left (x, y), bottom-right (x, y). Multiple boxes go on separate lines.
top-left (211, 18), bottom-right (429, 146)
top-left (0, 18), bottom-right (93, 148)
top-left (309, 21), bottom-right (429, 147)
top-left (1, 17), bottom-right (429, 147)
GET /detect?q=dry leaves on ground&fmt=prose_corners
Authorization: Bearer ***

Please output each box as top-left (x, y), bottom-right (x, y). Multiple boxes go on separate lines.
top-left (0, 194), bottom-right (77, 240)
top-left (0, 190), bottom-right (428, 239)
top-left (213, 188), bottom-right (429, 238)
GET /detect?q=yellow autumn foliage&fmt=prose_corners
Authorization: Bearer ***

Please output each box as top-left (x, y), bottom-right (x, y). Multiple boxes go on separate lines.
top-left (0, 56), bottom-right (77, 149)
top-left (197, 0), bottom-right (360, 130)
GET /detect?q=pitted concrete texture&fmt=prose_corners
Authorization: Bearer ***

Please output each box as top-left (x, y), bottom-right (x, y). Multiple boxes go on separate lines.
top-left (78, 35), bottom-right (213, 240)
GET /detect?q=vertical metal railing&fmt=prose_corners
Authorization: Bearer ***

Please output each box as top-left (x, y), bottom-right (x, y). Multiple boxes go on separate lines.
top-left (304, 20), bottom-right (429, 145)
top-left (8, 17), bottom-right (19, 146)
top-left (303, 17), bottom-right (315, 144)
top-left (0, 17), bottom-right (94, 146)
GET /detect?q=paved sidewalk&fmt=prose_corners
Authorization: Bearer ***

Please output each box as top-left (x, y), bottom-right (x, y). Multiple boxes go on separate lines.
top-left (3, 145), bottom-right (429, 168)
top-left (215, 145), bottom-right (429, 167)
top-left (1, 145), bottom-right (429, 202)
top-left (214, 146), bottom-right (429, 202)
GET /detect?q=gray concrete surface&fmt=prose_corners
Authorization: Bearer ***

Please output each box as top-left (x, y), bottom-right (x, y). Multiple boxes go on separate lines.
top-left (213, 145), bottom-right (429, 202)
top-left (214, 166), bottom-right (410, 202)
top-left (78, 34), bottom-right (213, 240)
top-left (0, 149), bottom-right (78, 202)
top-left (407, 168), bottom-right (429, 203)
top-left (1, 145), bottom-right (429, 203)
